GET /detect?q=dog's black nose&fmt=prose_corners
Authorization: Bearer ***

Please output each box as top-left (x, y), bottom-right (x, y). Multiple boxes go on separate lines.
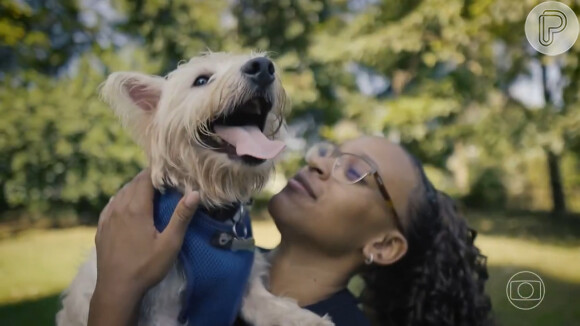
top-left (241, 57), bottom-right (275, 88)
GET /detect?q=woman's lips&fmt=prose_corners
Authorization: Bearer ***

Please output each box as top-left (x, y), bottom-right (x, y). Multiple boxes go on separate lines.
top-left (288, 178), bottom-right (313, 199)
top-left (287, 176), bottom-right (316, 200)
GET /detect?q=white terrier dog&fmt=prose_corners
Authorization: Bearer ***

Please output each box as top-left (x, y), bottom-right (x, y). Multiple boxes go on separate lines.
top-left (56, 52), bottom-right (293, 326)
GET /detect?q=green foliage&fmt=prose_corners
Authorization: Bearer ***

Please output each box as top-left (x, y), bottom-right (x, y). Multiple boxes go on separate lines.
top-left (0, 50), bottom-right (158, 215)
top-left (1, 0), bottom-right (580, 217)
top-left (113, 0), bottom-right (234, 72)
top-left (0, 0), bottom-right (98, 75)
top-left (464, 168), bottom-right (507, 209)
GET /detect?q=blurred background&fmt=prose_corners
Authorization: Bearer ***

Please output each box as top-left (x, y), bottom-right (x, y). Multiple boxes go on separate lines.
top-left (0, 0), bottom-right (579, 325)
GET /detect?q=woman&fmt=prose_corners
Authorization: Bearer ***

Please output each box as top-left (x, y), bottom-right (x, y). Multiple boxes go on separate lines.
top-left (89, 136), bottom-right (493, 326)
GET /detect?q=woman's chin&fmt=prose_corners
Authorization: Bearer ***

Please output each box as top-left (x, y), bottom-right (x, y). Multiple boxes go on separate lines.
top-left (268, 189), bottom-right (306, 222)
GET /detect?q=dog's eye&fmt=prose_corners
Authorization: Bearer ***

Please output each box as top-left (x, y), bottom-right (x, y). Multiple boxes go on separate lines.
top-left (192, 75), bottom-right (210, 87)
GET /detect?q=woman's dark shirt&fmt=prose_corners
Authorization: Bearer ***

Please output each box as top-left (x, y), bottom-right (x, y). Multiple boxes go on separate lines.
top-left (234, 288), bottom-right (371, 326)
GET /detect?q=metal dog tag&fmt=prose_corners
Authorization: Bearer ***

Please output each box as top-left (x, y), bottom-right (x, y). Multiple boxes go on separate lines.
top-left (230, 236), bottom-right (255, 252)
top-left (211, 232), bottom-right (255, 252)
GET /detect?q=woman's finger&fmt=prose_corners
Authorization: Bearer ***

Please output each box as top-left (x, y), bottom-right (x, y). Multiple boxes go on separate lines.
top-left (160, 190), bottom-right (200, 249)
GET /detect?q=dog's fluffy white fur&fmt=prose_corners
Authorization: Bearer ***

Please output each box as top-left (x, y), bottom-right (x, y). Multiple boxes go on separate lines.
top-left (102, 51), bottom-right (287, 208)
top-left (56, 52), bottom-right (290, 325)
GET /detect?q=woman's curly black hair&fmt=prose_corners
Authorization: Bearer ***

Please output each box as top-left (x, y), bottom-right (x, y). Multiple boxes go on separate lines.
top-left (359, 154), bottom-right (494, 326)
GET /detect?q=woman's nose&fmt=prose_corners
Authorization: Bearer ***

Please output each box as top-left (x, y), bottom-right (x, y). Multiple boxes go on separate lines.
top-left (307, 154), bottom-right (332, 180)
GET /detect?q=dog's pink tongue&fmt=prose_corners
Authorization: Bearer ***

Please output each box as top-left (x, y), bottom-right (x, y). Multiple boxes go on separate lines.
top-left (214, 125), bottom-right (285, 159)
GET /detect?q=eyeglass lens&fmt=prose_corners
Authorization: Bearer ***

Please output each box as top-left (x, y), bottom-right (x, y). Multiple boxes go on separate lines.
top-left (333, 154), bottom-right (373, 184)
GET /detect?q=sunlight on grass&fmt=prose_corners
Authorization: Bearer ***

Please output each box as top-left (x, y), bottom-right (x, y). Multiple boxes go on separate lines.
top-left (0, 221), bottom-right (281, 305)
top-left (0, 219), bottom-right (578, 326)
top-left (0, 227), bottom-right (95, 304)
top-left (1, 222), bottom-right (578, 305)
top-left (476, 235), bottom-right (580, 284)
top-left (252, 219), bottom-right (281, 249)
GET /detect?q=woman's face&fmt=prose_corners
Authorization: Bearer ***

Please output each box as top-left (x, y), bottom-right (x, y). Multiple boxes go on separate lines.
top-left (269, 136), bottom-right (419, 258)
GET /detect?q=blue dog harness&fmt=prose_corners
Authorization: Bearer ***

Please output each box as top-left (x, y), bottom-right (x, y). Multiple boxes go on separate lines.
top-left (153, 188), bottom-right (255, 326)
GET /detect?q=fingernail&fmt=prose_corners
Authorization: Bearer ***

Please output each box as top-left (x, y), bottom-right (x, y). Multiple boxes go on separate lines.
top-left (184, 190), bottom-right (200, 208)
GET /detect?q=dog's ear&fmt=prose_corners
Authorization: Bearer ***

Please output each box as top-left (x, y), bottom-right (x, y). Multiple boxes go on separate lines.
top-left (100, 72), bottom-right (165, 144)
top-left (101, 71), bottom-right (164, 113)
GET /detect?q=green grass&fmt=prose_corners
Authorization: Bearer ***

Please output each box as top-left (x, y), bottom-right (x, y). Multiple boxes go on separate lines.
top-left (467, 210), bottom-right (580, 247)
top-left (486, 266), bottom-right (580, 326)
top-left (0, 294), bottom-right (60, 326)
top-left (0, 227), bottom-right (95, 326)
top-left (0, 216), bottom-right (578, 326)
top-left (0, 227), bottom-right (95, 304)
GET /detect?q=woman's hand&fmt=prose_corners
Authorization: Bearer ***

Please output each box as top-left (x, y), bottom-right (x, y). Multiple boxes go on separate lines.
top-left (88, 169), bottom-right (200, 326)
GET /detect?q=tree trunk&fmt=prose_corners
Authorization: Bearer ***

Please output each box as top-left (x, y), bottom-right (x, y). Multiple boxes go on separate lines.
top-left (546, 150), bottom-right (566, 216)
top-left (541, 60), bottom-right (566, 216)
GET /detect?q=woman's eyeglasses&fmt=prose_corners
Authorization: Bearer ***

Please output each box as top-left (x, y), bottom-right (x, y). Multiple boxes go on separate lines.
top-left (305, 142), bottom-right (404, 232)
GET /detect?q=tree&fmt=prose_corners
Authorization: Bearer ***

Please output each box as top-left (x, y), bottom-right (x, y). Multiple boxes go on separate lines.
top-left (0, 50), bottom-right (162, 217)
top-left (1, 0), bottom-right (579, 218)
top-left (0, 0), bottom-right (99, 75)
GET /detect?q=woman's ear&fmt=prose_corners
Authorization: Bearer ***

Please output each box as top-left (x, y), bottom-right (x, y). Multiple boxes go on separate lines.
top-left (100, 72), bottom-right (165, 146)
top-left (363, 231), bottom-right (408, 266)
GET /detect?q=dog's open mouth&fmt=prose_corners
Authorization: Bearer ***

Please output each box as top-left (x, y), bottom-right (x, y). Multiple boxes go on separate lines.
top-left (202, 96), bottom-right (285, 165)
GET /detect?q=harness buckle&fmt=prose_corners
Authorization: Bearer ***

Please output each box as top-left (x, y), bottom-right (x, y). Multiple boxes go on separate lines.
top-left (211, 231), bottom-right (255, 251)
top-left (210, 202), bottom-right (255, 251)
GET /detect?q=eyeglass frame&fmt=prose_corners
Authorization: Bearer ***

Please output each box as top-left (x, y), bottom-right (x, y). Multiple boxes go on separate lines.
top-left (306, 142), bottom-right (405, 233)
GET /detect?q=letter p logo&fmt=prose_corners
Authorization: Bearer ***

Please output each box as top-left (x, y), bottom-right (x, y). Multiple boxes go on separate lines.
top-left (539, 10), bottom-right (567, 46)
top-left (526, 1), bottom-right (579, 56)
